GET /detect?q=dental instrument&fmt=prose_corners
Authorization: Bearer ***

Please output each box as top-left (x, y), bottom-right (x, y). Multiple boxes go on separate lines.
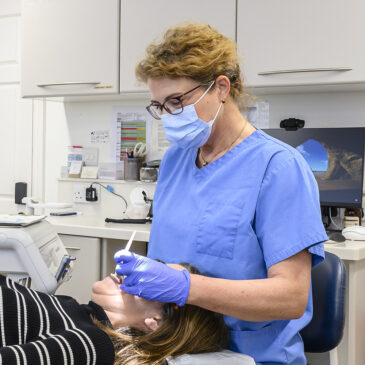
top-left (110, 230), bottom-right (137, 284)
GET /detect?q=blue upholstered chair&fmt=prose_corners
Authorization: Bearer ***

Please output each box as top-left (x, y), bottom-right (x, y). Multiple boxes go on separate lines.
top-left (300, 252), bottom-right (346, 365)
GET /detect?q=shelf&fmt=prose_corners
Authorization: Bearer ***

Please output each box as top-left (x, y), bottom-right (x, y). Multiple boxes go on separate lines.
top-left (57, 178), bottom-right (157, 185)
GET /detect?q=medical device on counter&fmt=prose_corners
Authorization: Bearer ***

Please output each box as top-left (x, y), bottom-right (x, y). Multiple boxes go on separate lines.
top-left (0, 219), bottom-right (75, 294)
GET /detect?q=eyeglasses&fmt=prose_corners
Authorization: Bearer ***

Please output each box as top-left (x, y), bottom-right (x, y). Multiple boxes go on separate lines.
top-left (146, 84), bottom-right (205, 120)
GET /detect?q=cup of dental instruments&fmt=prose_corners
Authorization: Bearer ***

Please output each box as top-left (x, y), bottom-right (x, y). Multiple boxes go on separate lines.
top-left (124, 157), bottom-right (143, 181)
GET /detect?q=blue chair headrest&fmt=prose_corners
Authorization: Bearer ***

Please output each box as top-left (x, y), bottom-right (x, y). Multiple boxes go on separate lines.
top-left (300, 252), bottom-right (346, 353)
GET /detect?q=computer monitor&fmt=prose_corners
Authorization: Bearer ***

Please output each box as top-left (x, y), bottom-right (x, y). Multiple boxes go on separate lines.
top-left (263, 128), bottom-right (365, 208)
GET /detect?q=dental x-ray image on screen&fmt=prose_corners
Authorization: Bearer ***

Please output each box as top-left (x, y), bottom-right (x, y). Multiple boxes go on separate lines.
top-left (263, 128), bottom-right (365, 208)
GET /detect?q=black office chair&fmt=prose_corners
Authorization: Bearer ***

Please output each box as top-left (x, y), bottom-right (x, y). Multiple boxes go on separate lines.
top-left (300, 252), bottom-right (346, 365)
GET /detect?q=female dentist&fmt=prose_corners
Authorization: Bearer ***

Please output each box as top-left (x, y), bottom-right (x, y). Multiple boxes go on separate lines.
top-left (114, 23), bottom-right (328, 365)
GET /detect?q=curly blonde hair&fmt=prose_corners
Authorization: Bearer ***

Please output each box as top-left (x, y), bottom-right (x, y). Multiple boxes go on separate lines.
top-left (135, 23), bottom-right (246, 108)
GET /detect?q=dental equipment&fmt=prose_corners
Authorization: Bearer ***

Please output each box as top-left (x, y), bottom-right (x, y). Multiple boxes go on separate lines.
top-left (0, 220), bottom-right (75, 294)
top-left (125, 230), bottom-right (137, 251)
top-left (110, 230), bottom-right (137, 284)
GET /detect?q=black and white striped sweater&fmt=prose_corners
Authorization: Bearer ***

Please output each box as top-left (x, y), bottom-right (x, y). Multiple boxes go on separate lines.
top-left (0, 275), bottom-right (114, 365)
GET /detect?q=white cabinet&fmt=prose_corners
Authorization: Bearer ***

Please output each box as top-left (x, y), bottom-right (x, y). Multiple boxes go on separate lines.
top-left (237, 0), bottom-right (365, 90)
top-left (120, 0), bottom-right (236, 93)
top-left (56, 235), bottom-right (101, 304)
top-left (21, 0), bottom-right (119, 98)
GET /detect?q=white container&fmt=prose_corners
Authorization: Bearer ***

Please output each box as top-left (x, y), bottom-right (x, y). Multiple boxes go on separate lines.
top-left (98, 162), bottom-right (124, 180)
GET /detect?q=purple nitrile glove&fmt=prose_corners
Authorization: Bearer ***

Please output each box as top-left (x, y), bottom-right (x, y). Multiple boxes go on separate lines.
top-left (114, 250), bottom-right (191, 306)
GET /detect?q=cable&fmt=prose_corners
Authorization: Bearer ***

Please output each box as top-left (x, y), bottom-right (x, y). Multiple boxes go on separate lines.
top-left (329, 207), bottom-right (342, 231)
top-left (91, 182), bottom-right (128, 213)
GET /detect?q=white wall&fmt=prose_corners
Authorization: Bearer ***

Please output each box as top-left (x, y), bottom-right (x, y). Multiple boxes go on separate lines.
top-left (43, 98), bottom-right (152, 213)
top-left (262, 91), bottom-right (365, 128)
top-left (44, 98), bottom-right (145, 201)
top-left (0, 1), bottom-right (33, 213)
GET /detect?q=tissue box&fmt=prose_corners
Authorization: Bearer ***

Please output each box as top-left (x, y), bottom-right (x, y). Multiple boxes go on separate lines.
top-left (98, 162), bottom-right (124, 180)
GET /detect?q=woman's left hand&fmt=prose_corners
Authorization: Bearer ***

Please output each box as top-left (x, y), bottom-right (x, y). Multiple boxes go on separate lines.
top-left (114, 250), bottom-right (191, 306)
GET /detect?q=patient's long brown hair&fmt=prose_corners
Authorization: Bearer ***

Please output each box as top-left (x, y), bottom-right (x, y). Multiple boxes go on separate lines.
top-left (96, 263), bottom-right (229, 365)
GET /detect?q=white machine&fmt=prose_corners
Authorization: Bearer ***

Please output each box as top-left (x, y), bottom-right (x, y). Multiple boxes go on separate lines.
top-left (0, 219), bottom-right (74, 294)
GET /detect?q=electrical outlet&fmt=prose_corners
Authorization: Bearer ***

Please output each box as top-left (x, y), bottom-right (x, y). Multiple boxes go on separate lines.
top-left (72, 183), bottom-right (100, 204)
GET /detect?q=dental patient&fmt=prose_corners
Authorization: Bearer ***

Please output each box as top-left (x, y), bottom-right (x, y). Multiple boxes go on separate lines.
top-left (0, 264), bottom-right (228, 365)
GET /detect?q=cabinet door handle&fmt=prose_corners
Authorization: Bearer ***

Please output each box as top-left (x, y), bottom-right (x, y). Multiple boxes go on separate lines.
top-left (37, 81), bottom-right (101, 87)
top-left (65, 246), bottom-right (81, 251)
top-left (258, 67), bottom-right (352, 75)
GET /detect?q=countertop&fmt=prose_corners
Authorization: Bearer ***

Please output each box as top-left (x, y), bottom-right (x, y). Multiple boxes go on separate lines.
top-left (47, 215), bottom-right (365, 261)
top-left (324, 240), bottom-right (365, 261)
top-left (46, 215), bottom-right (151, 242)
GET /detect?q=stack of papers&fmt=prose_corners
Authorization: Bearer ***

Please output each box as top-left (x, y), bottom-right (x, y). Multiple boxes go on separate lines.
top-left (0, 215), bottom-right (46, 227)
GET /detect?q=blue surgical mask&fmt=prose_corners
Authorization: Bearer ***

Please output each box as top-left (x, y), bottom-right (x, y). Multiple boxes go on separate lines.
top-left (161, 81), bottom-right (223, 149)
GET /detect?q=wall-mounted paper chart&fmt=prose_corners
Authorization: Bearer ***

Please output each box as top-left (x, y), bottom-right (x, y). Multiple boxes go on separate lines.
top-left (111, 106), bottom-right (170, 162)
top-left (111, 107), bottom-right (148, 162)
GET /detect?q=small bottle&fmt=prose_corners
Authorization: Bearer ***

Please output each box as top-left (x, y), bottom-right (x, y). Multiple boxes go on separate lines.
top-left (344, 208), bottom-right (362, 227)
top-left (140, 166), bottom-right (158, 182)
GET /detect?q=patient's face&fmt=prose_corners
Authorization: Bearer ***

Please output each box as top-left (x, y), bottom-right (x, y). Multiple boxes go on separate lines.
top-left (91, 276), bottom-right (164, 331)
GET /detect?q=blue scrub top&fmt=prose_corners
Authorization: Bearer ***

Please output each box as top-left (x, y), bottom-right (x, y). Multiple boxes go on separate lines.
top-left (148, 129), bottom-right (327, 365)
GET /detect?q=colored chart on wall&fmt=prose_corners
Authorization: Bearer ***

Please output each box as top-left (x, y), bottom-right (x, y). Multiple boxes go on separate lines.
top-left (111, 106), bottom-right (170, 162)
top-left (111, 107), bottom-right (148, 162)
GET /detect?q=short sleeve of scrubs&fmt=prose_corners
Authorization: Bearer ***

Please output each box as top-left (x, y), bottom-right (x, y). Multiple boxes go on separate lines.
top-left (255, 151), bottom-right (327, 269)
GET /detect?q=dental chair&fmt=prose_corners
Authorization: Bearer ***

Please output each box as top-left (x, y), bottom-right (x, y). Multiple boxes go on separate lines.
top-left (166, 349), bottom-right (255, 364)
top-left (300, 252), bottom-right (346, 365)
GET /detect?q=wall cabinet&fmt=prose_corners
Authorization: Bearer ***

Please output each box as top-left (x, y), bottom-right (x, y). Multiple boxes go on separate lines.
top-left (21, 0), bottom-right (120, 98)
top-left (237, 0), bottom-right (365, 90)
top-left (120, 0), bottom-right (236, 92)
top-left (22, 0), bottom-right (365, 97)
top-left (21, 0), bottom-right (236, 98)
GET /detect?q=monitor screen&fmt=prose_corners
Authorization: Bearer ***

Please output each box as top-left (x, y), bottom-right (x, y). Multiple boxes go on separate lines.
top-left (263, 128), bottom-right (365, 208)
